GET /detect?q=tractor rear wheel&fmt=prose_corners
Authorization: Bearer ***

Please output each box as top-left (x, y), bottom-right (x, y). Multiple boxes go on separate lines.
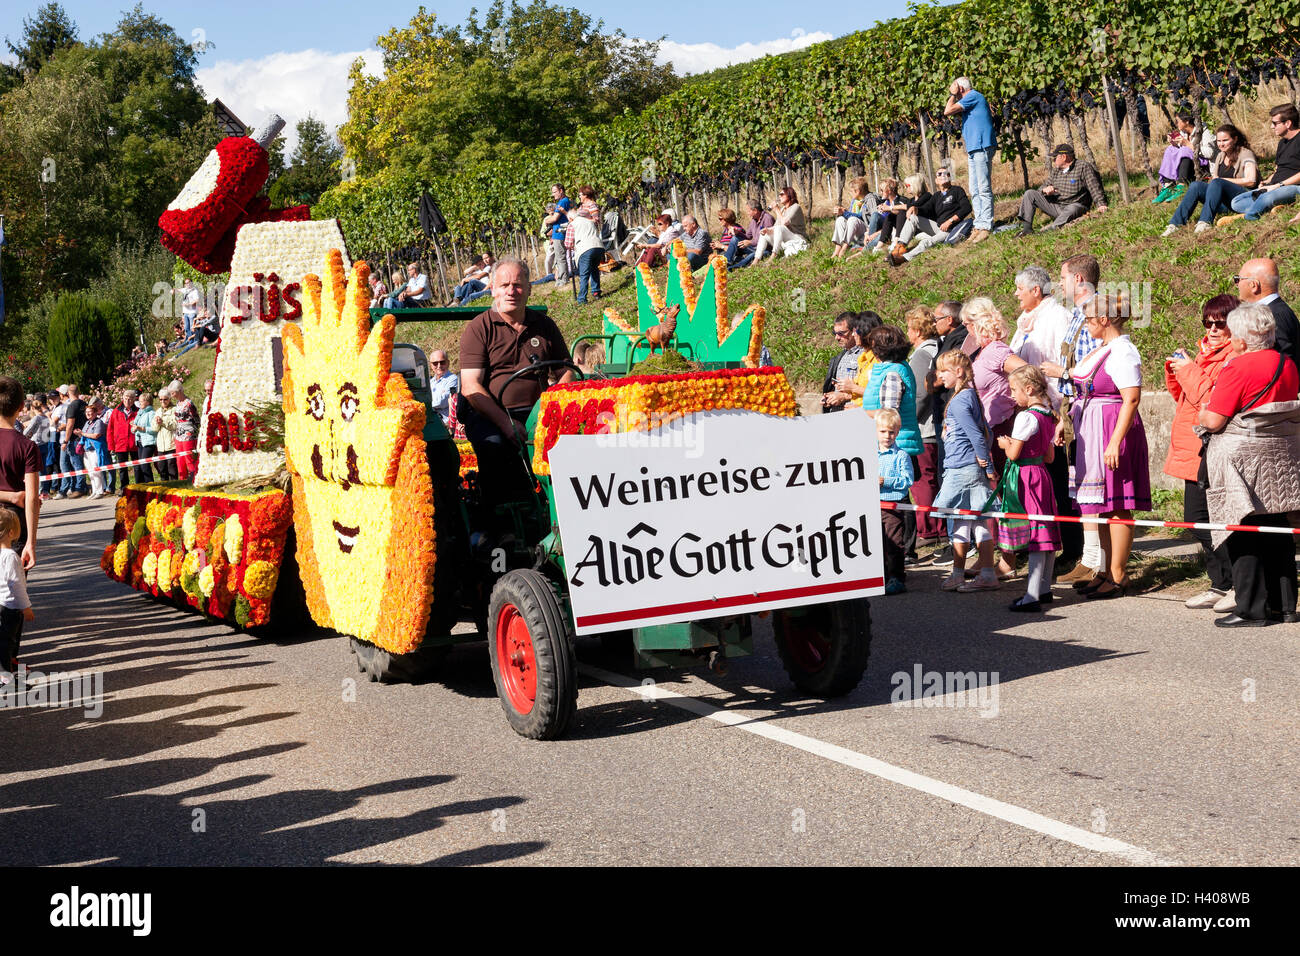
top-left (772, 598), bottom-right (872, 697)
top-left (487, 569), bottom-right (577, 739)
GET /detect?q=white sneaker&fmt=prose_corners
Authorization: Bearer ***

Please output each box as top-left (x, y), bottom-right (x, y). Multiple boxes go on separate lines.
top-left (1213, 590), bottom-right (1236, 613)
top-left (941, 571), bottom-right (964, 591)
top-left (1194, 221), bottom-right (1212, 234)
top-left (958, 571), bottom-right (1001, 592)
top-left (1185, 588), bottom-right (1226, 609)
top-left (1160, 224), bottom-right (1178, 238)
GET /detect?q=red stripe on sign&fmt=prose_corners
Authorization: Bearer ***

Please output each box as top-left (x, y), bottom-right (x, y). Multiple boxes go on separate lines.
top-left (575, 577), bottom-right (884, 628)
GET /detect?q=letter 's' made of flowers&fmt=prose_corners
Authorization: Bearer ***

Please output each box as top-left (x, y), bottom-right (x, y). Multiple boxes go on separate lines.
top-left (281, 250), bottom-right (437, 653)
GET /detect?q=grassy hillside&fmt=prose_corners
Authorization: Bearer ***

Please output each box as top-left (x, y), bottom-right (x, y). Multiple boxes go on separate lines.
top-left (181, 176), bottom-right (1300, 400)
top-left (403, 178), bottom-right (1300, 392)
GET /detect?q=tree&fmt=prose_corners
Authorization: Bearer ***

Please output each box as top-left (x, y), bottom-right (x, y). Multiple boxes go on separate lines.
top-left (339, 1), bottom-right (678, 180)
top-left (0, 4), bottom-right (217, 311)
top-left (268, 116), bottom-right (343, 207)
top-left (1, 2), bottom-right (79, 93)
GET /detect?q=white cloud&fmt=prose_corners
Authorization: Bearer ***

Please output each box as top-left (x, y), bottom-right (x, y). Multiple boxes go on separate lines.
top-left (654, 30), bottom-right (835, 76)
top-left (196, 48), bottom-right (382, 154)
top-left (190, 28), bottom-right (835, 157)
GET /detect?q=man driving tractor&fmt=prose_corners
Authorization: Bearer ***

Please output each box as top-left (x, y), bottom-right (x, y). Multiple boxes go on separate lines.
top-left (457, 256), bottom-right (576, 517)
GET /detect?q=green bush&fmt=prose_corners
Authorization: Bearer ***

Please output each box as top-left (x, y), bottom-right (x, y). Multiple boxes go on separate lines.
top-left (100, 300), bottom-right (133, 364)
top-left (85, 240), bottom-right (177, 350)
top-left (46, 294), bottom-right (114, 388)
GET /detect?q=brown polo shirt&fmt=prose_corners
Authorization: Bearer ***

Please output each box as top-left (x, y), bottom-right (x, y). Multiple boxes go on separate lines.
top-left (459, 307), bottom-right (572, 409)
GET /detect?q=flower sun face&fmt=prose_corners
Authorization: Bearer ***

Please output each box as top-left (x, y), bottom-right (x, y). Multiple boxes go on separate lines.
top-left (281, 251), bottom-right (437, 653)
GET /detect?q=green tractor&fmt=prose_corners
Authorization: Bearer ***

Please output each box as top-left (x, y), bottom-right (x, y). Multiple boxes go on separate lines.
top-left (359, 302), bottom-right (875, 741)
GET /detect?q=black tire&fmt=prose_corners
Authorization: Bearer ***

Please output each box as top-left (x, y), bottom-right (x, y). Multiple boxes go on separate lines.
top-left (772, 598), bottom-right (872, 697)
top-left (487, 569), bottom-right (577, 739)
top-left (351, 636), bottom-right (452, 684)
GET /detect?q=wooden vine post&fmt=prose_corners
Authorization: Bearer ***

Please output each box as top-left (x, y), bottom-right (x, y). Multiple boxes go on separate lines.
top-left (1101, 78), bottom-right (1132, 204)
top-left (918, 112), bottom-right (936, 185)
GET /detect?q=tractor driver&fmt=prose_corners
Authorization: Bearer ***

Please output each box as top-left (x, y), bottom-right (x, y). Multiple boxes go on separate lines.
top-left (458, 256), bottom-right (576, 514)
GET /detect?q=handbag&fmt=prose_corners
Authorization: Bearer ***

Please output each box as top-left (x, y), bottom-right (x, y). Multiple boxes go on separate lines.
top-left (1197, 352), bottom-right (1286, 489)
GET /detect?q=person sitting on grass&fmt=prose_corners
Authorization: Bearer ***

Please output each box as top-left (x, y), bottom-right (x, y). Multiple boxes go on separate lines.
top-left (752, 187), bottom-right (809, 264)
top-left (635, 214), bottom-right (682, 268)
top-left (1162, 124), bottom-right (1258, 236)
top-left (1223, 103), bottom-right (1300, 223)
top-left (889, 165), bottom-right (972, 265)
top-left (711, 209), bottom-right (743, 261)
top-left (453, 253), bottom-right (494, 305)
top-left (1014, 144), bottom-right (1107, 236)
top-left (830, 177), bottom-right (874, 258)
top-left (875, 407), bottom-right (915, 596)
top-left (679, 215), bottom-right (711, 271)
top-left (1153, 111), bottom-right (1215, 204)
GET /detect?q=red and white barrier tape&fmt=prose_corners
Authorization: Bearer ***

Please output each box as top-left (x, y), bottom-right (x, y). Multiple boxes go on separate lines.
top-left (881, 500), bottom-right (1300, 536)
top-left (41, 450), bottom-right (184, 482)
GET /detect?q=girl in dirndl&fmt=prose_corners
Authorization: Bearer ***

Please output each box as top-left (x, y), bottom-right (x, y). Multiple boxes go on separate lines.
top-left (992, 365), bottom-right (1060, 612)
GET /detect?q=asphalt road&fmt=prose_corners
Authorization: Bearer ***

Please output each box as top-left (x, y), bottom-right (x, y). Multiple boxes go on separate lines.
top-left (2, 498), bottom-right (1297, 866)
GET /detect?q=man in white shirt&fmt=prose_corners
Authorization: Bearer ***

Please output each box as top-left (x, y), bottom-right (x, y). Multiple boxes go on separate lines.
top-left (1009, 264), bottom-right (1072, 406)
top-left (428, 350), bottom-right (459, 425)
top-left (392, 262), bottom-right (432, 309)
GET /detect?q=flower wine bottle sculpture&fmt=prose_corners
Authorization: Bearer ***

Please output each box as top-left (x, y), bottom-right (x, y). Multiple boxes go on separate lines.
top-left (281, 251), bottom-right (437, 655)
top-left (159, 115), bottom-right (311, 275)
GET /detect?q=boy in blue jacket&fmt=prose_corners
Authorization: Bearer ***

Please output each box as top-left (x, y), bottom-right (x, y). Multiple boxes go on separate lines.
top-left (876, 408), bottom-right (914, 594)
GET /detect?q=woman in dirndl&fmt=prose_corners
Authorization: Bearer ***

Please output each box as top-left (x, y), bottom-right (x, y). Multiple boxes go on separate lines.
top-left (1069, 291), bottom-right (1151, 599)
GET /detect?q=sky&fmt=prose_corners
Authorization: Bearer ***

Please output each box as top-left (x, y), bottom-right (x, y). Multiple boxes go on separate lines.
top-left (2, 0), bottom-right (943, 151)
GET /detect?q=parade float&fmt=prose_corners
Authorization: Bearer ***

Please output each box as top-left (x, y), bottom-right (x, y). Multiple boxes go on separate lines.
top-left (105, 121), bottom-right (882, 737)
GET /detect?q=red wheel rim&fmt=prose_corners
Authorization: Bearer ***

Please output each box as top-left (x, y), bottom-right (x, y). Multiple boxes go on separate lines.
top-left (782, 613), bottom-right (830, 673)
top-left (495, 604), bottom-right (537, 713)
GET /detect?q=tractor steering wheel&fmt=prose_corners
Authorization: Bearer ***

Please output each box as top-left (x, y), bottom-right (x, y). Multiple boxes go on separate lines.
top-left (492, 357), bottom-right (585, 412)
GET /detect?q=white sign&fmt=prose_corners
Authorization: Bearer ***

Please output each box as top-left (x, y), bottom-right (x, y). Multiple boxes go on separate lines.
top-left (549, 410), bottom-right (884, 635)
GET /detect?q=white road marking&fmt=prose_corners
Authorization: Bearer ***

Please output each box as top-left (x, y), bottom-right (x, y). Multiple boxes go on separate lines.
top-left (580, 664), bottom-right (1179, 866)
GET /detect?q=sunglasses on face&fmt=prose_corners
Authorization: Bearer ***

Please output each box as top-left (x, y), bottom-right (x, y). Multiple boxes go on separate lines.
top-left (1203, 318), bottom-right (1228, 329)
top-left (1231, 274), bottom-right (1254, 285)
top-left (431, 359), bottom-right (448, 365)
top-left (833, 328), bottom-right (851, 337)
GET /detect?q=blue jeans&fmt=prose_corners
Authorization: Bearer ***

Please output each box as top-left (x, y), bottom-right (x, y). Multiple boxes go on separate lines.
top-left (576, 248), bottom-right (604, 303)
top-left (724, 236), bottom-right (755, 269)
top-left (1171, 179), bottom-right (1251, 225)
top-left (933, 463), bottom-right (992, 542)
top-left (1229, 183), bottom-right (1300, 220)
top-left (967, 147), bottom-right (994, 230)
top-left (59, 444), bottom-right (86, 494)
top-left (454, 279), bottom-right (485, 302)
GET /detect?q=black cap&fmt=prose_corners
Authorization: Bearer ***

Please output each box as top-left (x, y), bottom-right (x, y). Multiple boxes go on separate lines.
top-left (1052, 143), bottom-right (1076, 159)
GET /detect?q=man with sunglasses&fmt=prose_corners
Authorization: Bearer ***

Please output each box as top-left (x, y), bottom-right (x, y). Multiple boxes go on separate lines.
top-left (428, 349), bottom-right (459, 425)
top-left (1234, 257), bottom-right (1300, 370)
top-left (1226, 104), bottom-right (1300, 222)
top-left (821, 313), bottom-right (862, 413)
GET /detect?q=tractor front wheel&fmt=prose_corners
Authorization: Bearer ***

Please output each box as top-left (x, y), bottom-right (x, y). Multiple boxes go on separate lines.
top-left (772, 598), bottom-right (872, 697)
top-left (487, 570), bottom-right (577, 739)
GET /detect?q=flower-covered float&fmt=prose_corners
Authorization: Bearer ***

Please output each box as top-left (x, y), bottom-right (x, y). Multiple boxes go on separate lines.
top-left (103, 113), bottom-right (345, 631)
top-left (101, 485), bottom-right (295, 629)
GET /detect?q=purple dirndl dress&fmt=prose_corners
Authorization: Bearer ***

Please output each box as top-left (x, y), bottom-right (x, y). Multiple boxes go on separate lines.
top-left (997, 407), bottom-right (1061, 552)
top-left (1070, 346), bottom-right (1152, 515)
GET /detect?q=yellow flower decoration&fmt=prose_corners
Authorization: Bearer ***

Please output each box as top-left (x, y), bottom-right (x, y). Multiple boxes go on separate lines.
top-left (281, 250), bottom-right (437, 655)
top-left (142, 553), bottom-right (158, 588)
top-left (198, 564), bottom-right (215, 597)
top-left (182, 504), bottom-right (200, 550)
top-left (113, 540), bottom-right (130, 577)
top-left (224, 514), bottom-right (244, 564)
top-left (242, 560), bottom-right (279, 600)
top-left (157, 549), bottom-right (175, 593)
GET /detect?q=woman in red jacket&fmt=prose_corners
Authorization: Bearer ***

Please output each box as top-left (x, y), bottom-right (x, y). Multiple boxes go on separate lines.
top-left (1165, 294), bottom-right (1237, 611)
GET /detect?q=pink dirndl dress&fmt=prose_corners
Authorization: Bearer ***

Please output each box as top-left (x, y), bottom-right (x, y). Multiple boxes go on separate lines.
top-left (1070, 347), bottom-right (1152, 515)
top-left (996, 407), bottom-right (1061, 552)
